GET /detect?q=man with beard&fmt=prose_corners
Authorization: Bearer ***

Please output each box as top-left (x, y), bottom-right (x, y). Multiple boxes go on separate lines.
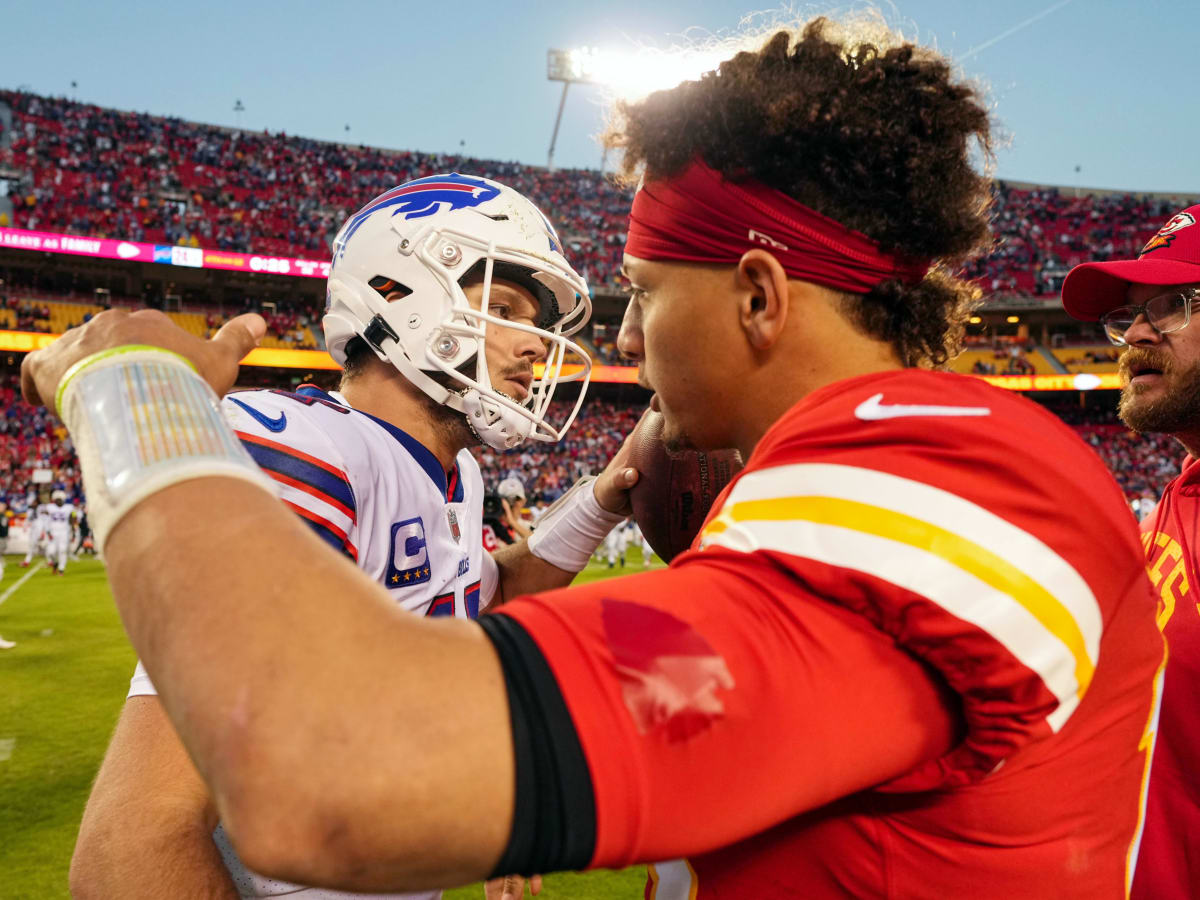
top-left (23, 18), bottom-right (1163, 898)
top-left (1062, 204), bottom-right (1200, 900)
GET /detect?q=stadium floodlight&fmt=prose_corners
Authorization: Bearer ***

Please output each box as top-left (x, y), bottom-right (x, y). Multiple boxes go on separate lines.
top-left (545, 44), bottom-right (729, 171)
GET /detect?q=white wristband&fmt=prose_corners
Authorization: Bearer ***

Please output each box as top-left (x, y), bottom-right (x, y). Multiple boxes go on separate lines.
top-left (527, 476), bottom-right (625, 573)
top-left (57, 345), bottom-right (276, 551)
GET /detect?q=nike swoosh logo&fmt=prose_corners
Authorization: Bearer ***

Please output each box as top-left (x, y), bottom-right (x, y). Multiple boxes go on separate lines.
top-left (228, 397), bottom-right (288, 432)
top-left (854, 393), bottom-right (991, 420)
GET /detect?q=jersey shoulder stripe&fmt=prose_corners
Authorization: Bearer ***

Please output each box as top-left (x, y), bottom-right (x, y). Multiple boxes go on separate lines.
top-left (283, 499), bottom-right (358, 560)
top-left (700, 461), bottom-right (1101, 734)
top-left (237, 431), bottom-right (357, 522)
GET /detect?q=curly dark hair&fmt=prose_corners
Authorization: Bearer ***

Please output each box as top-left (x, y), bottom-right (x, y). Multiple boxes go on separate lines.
top-left (604, 18), bottom-right (994, 368)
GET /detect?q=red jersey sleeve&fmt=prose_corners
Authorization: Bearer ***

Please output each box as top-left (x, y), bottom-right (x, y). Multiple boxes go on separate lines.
top-left (498, 552), bottom-right (960, 869)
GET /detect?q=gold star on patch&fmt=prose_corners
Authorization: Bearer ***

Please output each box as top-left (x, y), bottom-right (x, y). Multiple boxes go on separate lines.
top-left (404, 572), bottom-right (411, 582)
top-left (391, 574), bottom-right (399, 584)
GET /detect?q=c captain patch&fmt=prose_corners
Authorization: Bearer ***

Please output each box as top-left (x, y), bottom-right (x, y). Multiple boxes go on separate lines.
top-left (387, 517), bottom-right (431, 586)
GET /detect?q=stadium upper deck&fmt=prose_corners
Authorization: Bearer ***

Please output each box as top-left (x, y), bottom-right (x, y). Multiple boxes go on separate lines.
top-left (1, 88), bottom-right (1195, 302)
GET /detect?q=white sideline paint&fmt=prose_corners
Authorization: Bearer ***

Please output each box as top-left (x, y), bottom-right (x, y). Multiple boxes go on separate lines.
top-left (0, 738), bottom-right (15, 762)
top-left (0, 561), bottom-right (45, 607)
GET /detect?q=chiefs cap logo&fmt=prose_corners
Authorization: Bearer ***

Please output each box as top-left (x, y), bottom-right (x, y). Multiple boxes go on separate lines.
top-left (1141, 212), bottom-right (1196, 255)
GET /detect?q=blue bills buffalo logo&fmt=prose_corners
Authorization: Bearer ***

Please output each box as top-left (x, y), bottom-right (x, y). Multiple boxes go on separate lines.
top-left (337, 174), bottom-right (502, 252)
top-left (1141, 211), bottom-right (1196, 255)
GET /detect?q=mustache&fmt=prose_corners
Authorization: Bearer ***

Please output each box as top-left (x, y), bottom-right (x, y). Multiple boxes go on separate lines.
top-left (1119, 347), bottom-right (1172, 379)
top-left (497, 363), bottom-right (534, 381)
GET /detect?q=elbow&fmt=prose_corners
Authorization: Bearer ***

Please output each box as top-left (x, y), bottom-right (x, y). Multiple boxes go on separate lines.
top-left (219, 793), bottom-right (361, 889)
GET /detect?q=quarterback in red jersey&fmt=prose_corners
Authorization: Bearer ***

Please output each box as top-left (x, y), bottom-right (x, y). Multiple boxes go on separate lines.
top-left (1063, 203), bottom-right (1200, 899)
top-left (20, 16), bottom-right (1162, 900)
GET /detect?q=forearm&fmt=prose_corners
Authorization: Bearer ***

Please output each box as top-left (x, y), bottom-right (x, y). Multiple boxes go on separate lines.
top-left (491, 538), bottom-right (575, 604)
top-left (71, 812), bottom-right (237, 900)
top-left (104, 478), bottom-right (514, 891)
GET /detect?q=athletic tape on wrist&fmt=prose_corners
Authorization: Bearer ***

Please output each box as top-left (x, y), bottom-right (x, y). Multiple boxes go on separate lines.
top-left (57, 346), bottom-right (275, 550)
top-left (527, 476), bottom-right (626, 573)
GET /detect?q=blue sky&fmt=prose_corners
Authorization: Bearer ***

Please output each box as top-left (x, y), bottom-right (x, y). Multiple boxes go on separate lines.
top-left (3, 1), bottom-right (1194, 193)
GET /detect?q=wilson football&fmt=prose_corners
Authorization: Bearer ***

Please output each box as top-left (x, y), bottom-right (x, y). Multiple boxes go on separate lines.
top-left (627, 409), bottom-right (744, 562)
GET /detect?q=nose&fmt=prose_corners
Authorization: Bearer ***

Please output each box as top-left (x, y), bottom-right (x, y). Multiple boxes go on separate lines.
top-left (617, 298), bottom-right (644, 362)
top-left (514, 328), bottom-right (548, 364)
top-left (1123, 312), bottom-right (1162, 346)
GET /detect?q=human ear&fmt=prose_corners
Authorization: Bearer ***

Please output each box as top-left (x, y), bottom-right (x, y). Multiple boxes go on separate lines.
top-left (735, 250), bottom-right (790, 351)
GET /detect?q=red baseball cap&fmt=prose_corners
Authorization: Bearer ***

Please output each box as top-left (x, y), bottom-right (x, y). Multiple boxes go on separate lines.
top-left (1061, 204), bottom-right (1200, 321)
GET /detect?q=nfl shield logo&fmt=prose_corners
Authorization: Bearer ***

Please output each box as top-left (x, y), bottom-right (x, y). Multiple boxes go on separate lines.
top-left (447, 509), bottom-right (461, 542)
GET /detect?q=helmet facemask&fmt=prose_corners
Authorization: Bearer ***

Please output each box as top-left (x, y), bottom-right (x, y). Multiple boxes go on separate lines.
top-left (323, 175), bottom-right (593, 450)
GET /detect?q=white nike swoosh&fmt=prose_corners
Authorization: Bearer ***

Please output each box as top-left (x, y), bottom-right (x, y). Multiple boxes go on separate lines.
top-left (854, 393), bottom-right (991, 420)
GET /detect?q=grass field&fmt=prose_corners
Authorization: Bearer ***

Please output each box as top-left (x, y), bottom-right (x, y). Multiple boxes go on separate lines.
top-left (0, 551), bottom-right (661, 899)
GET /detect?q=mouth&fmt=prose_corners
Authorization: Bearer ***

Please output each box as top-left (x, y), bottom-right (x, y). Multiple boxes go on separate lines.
top-left (1126, 361), bottom-right (1167, 386)
top-left (506, 373), bottom-right (533, 400)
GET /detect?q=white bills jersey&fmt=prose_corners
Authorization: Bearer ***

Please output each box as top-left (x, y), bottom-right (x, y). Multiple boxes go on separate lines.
top-left (46, 501), bottom-right (74, 536)
top-left (129, 384), bottom-right (497, 900)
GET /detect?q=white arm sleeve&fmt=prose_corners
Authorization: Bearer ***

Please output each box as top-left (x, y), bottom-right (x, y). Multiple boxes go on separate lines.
top-left (127, 660), bottom-right (159, 698)
top-left (479, 550), bottom-right (500, 613)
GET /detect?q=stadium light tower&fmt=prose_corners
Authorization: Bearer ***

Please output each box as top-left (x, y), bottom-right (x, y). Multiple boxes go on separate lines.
top-left (546, 43), bottom-right (733, 171)
top-left (546, 49), bottom-right (598, 173)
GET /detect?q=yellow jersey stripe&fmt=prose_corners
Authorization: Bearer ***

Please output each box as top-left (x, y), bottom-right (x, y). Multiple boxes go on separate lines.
top-left (707, 495), bottom-right (1095, 696)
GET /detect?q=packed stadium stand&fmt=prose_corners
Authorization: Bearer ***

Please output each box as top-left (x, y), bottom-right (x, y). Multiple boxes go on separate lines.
top-left (2, 88), bottom-right (1195, 301)
top-left (1, 87), bottom-right (1195, 523)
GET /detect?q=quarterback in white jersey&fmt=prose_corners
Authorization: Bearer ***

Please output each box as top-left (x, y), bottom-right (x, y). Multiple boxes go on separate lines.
top-left (44, 490), bottom-right (75, 574)
top-left (127, 385), bottom-right (494, 900)
top-left (72, 174), bottom-right (625, 900)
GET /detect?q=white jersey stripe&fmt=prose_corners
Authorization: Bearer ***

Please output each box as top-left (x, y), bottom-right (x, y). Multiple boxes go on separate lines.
top-left (703, 518), bottom-right (1083, 730)
top-left (706, 463), bottom-right (1102, 666)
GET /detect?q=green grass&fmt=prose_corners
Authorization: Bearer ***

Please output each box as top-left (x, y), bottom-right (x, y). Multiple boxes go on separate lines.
top-left (0, 550), bottom-right (663, 899)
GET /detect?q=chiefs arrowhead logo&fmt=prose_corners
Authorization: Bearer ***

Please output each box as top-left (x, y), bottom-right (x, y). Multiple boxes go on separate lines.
top-left (1141, 212), bottom-right (1196, 255)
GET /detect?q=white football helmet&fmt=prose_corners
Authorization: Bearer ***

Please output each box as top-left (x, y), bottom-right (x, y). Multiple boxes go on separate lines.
top-left (497, 476), bottom-right (526, 503)
top-left (51, 490), bottom-right (66, 503)
top-left (323, 173), bottom-right (593, 450)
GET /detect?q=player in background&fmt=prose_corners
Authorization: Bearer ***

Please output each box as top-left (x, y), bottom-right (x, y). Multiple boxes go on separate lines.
top-left (22, 17), bottom-right (1163, 899)
top-left (1061, 204), bottom-right (1200, 900)
top-left (20, 491), bottom-right (49, 568)
top-left (631, 521), bottom-right (653, 567)
top-left (44, 489), bottom-right (75, 575)
top-left (69, 175), bottom-right (629, 900)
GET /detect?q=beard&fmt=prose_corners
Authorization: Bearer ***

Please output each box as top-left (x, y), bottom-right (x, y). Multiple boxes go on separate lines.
top-left (1118, 347), bottom-right (1200, 434)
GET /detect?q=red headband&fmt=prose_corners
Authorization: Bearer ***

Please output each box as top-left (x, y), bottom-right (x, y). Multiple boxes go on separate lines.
top-left (625, 159), bottom-right (931, 294)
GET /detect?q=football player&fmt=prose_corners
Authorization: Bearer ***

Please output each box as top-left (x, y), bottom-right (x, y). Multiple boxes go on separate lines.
top-left (19, 491), bottom-right (49, 568)
top-left (44, 489), bottom-right (74, 575)
top-left (69, 175), bottom-right (627, 900)
top-left (24, 17), bottom-right (1162, 899)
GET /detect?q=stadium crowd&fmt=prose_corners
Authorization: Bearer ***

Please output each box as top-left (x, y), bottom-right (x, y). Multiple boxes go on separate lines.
top-left (3, 89), bottom-right (1194, 305)
top-left (0, 368), bottom-right (1183, 523)
top-left (0, 90), bottom-right (631, 292)
top-left (0, 89), bottom-right (1193, 523)
top-left (0, 373), bottom-right (81, 514)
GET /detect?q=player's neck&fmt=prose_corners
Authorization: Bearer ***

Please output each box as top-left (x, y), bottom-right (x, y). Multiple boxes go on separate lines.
top-left (340, 367), bottom-right (472, 473)
top-left (731, 304), bottom-right (903, 458)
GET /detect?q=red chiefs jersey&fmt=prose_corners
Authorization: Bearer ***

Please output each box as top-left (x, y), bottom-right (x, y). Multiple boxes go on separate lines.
top-left (502, 369), bottom-right (1163, 898)
top-left (1132, 454), bottom-right (1200, 899)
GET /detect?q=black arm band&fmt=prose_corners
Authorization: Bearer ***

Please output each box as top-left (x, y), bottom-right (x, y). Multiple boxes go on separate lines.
top-left (478, 612), bottom-right (597, 877)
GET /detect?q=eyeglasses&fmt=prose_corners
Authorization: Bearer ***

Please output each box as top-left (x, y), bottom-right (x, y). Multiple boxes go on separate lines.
top-left (1100, 288), bottom-right (1200, 346)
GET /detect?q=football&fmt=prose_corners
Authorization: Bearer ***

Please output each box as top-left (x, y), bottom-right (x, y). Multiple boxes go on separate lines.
top-left (627, 409), bottom-right (744, 562)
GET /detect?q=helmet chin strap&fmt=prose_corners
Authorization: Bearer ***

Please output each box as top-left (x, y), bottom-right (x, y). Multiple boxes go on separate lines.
top-left (458, 388), bottom-right (535, 450)
top-left (377, 336), bottom-right (533, 451)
